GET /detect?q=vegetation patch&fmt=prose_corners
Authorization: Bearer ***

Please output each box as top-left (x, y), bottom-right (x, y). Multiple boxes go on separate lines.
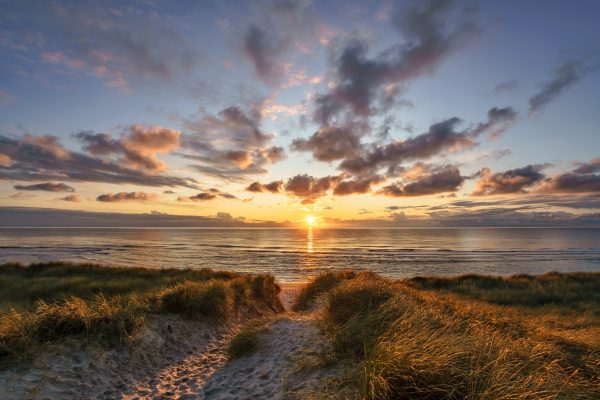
top-left (227, 317), bottom-right (274, 360)
top-left (0, 295), bottom-right (145, 358)
top-left (157, 280), bottom-right (233, 319)
top-left (306, 271), bottom-right (600, 400)
top-left (407, 271), bottom-right (600, 311)
top-left (0, 262), bottom-right (283, 362)
top-left (292, 270), bottom-right (362, 311)
top-left (0, 262), bottom-right (239, 313)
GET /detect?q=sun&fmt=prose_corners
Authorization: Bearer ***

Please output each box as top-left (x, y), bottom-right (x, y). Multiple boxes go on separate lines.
top-left (305, 215), bottom-right (316, 226)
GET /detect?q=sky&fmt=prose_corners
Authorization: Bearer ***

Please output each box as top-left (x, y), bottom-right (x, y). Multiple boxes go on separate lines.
top-left (1, 0), bottom-right (599, 227)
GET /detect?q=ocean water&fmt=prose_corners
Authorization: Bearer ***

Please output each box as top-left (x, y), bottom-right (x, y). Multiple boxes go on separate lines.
top-left (0, 228), bottom-right (599, 282)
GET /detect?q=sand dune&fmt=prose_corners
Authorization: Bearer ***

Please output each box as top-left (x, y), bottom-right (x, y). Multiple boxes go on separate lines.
top-left (0, 285), bottom-right (333, 400)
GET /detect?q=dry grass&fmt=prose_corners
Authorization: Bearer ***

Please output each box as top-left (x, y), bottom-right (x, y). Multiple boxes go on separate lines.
top-left (292, 270), bottom-right (362, 311)
top-left (0, 295), bottom-right (146, 358)
top-left (0, 262), bottom-right (283, 362)
top-left (0, 261), bottom-right (239, 313)
top-left (227, 316), bottom-right (274, 360)
top-left (307, 271), bottom-right (600, 400)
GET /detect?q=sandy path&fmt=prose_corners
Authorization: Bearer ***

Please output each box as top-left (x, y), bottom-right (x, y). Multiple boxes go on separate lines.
top-left (0, 284), bottom-right (336, 400)
top-left (200, 313), bottom-right (327, 399)
top-left (120, 329), bottom-right (233, 400)
top-left (0, 315), bottom-right (235, 400)
top-left (278, 283), bottom-right (303, 311)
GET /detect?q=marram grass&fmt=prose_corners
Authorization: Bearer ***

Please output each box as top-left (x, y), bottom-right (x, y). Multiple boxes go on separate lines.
top-left (0, 262), bottom-right (283, 362)
top-left (303, 271), bottom-right (600, 400)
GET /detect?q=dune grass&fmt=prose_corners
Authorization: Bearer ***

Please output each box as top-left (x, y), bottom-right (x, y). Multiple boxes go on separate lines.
top-left (227, 316), bottom-right (275, 360)
top-left (407, 272), bottom-right (600, 315)
top-left (0, 262), bottom-right (283, 361)
top-left (292, 270), bottom-right (360, 311)
top-left (305, 271), bottom-right (600, 400)
top-left (0, 261), bottom-right (240, 313)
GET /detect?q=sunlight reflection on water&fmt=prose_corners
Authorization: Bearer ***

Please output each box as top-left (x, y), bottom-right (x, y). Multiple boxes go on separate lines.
top-left (306, 227), bottom-right (314, 253)
top-left (1, 228), bottom-right (599, 282)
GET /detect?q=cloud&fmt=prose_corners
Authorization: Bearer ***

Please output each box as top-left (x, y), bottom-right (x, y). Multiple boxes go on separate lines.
top-left (97, 192), bottom-right (158, 202)
top-left (290, 124), bottom-right (365, 162)
top-left (541, 173), bottom-right (600, 193)
top-left (75, 131), bottom-right (121, 155)
top-left (244, 24), bottom-right (288, 85)
top-left (180, 105), bottom-right (285, 181)
top-left (75, 125), bottom-right (180, 172)
top-left (493, 80), bottom-right (518, 93)
top-left (0, 207), bottom-right (290, 228)
top-left (215, 211), bottom-right (233, 219)
top-left (178, 192), bottom-right (217, 202)
top-left (313, 0), bottom-right (479, 124)
top-left (284, 174), bottom-right (341, 204)
top-left (339, 117), bottom-right (476, 176)
top-left (289, 1), bottom-right (502, 185)
top-left (471, 158), bottom-right (600, 196)
top-left (8, 192), bottom-right (35, 200)
top-left (241, 0), bottom-right (326, 85)
top-left (573, 157), bottom-right (600, 174)
top-left (470, 106), bottom-right (518, 139)
top-left (292, 105), bottom-right (514, 179)
top-left (14, 182), bottom-right (75, 192)
top-left (1, 2), bottom-right (200, 90)
top-left (445, 194), bottom-right (600, 211)
top-left (0, 135), bottom-right (198, 188)
top-left (528, 61), bottom-right (583, 114)
top-left (422, 208), bottom-right (600, 227)
top-left (246, 180), bottom-right (284, 193)
top-left (261, 98), bottom-right (307, 120)
top-left (217, 192), bottom-right (238, 199)
top-left (121, 126), bottom-right (180, 171)
top-left (378, 166), bottom-right (464, 197)
top-left (248, 173), bottom-right (383, 199)
top-left (473, 164), bottom-right (547, 195)
top-left (178, 188), bottom-right (237, 202)
top-left (454, 148), bottom-right (512, 164)
top-left (333, 175), bottom-right (385, 195)
top-left (23, 134), bottom-right (70, 160)
top-left (0, 154), bottom-right (11, 166)
top-left (60, 194), bottom-right (81, 202)
top-left (536, 157), bottom-right (600, 194)
top-left (323, 206), bottom-right (600, 227)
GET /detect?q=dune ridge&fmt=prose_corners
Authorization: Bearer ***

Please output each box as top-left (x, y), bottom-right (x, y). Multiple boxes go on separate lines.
top-left (1, 263), bottom-right (599, 399)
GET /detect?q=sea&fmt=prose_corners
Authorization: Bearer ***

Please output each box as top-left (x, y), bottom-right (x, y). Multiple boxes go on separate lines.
top-left (0, 227), bottom-right (599, 282)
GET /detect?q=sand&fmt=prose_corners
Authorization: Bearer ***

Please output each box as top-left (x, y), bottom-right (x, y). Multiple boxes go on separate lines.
top-left (277, 283), bottom-right (303, 311)
top-left (0, 284), bottom-right (340, 400)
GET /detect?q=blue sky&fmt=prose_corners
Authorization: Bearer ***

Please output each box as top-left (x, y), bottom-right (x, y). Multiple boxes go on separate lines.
top-left (0, 0), bottom-right (599, 226)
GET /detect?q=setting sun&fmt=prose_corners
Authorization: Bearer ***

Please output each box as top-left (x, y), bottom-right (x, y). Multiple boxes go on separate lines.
top-left (306, 215), bottom-right (316, 226)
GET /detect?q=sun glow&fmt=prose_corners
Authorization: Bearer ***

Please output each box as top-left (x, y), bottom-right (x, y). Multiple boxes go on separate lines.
top-left (305, 215), bottom-right (316, 226)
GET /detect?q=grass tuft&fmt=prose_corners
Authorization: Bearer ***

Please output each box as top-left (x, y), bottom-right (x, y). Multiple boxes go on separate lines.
top-left (292, 270), bottom-right (361, 311)
top-left (0, 295), bottom-right (146, 358)
top-left (157, 280), bottom-right (233, 319)
top-left (227, 317), bottom-right (273, 360)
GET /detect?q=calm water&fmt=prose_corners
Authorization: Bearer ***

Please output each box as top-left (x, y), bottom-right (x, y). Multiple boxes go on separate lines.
top-left (1, 228), bottom-right (599, 282)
